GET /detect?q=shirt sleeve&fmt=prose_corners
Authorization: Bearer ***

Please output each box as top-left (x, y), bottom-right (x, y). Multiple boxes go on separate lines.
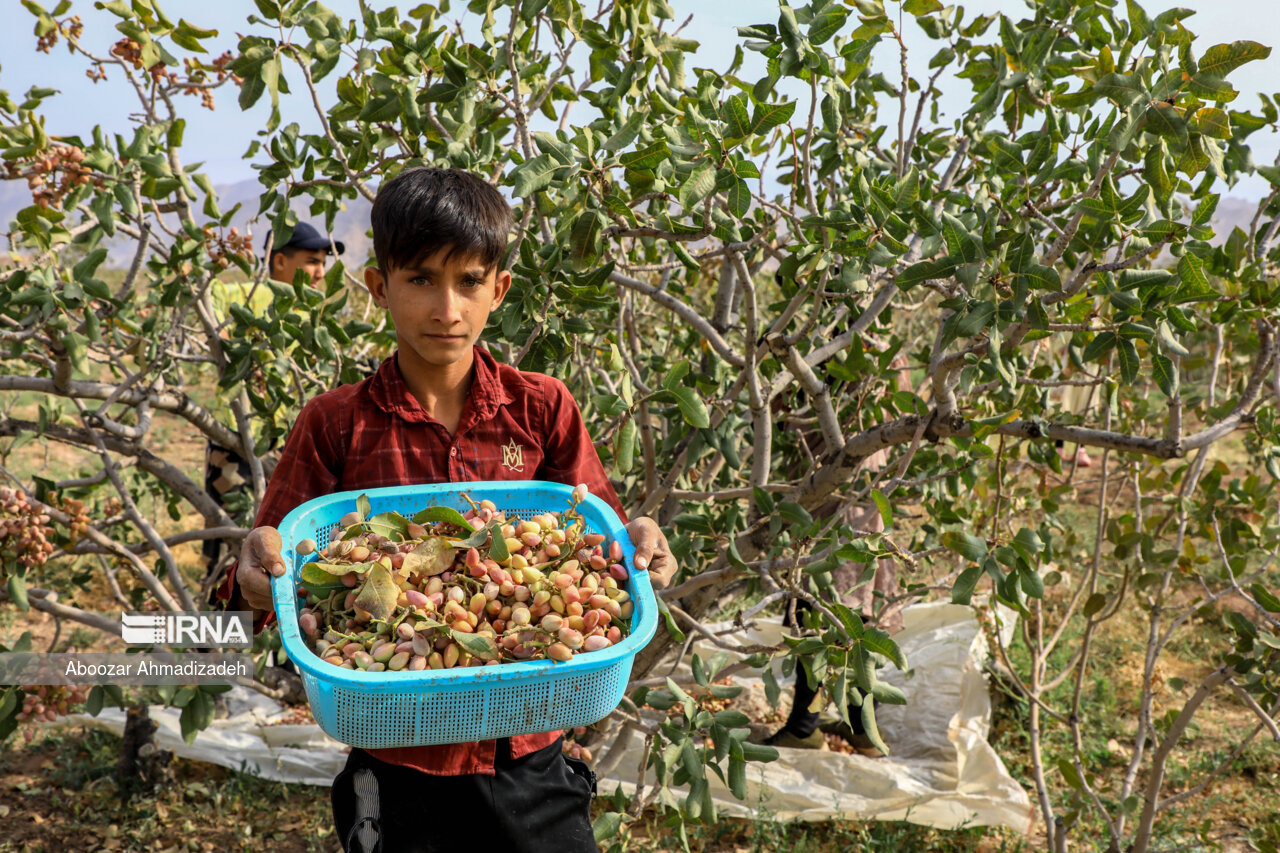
top-left (216, 395), bottom-right (347, 624)
top-left (535, 377), bottom-right (628, 523)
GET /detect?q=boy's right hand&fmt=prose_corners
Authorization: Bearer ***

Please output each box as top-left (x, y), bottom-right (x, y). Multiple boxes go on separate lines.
top-left (237, 527), bottom-right (286, 613)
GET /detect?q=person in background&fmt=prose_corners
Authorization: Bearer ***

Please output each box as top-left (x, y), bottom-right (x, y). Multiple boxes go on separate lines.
top-left (266, 221), bottom-right (345, 289)
top-left (202, 222), bottom-right (345, 606)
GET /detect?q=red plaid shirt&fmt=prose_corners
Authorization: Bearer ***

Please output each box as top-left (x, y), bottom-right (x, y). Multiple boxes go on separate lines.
top-left (221, 346), bottom-right (625, 775)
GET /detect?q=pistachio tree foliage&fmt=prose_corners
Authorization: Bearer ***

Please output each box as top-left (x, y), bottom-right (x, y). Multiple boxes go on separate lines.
top-left (4, 0), bottom-right (1280, 847)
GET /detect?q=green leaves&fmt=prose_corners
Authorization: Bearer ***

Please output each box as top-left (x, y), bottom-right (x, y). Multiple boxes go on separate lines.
top-left (509, 154), bottom-right (560, 198)
top-left (452, 631), bottom-right (500, 661)
top-left (942, 531), bottom-right (988, 563)
top-left (1198, 41), bottom-right (1271, 78)
top-left (721, 94), bottom-right (795, 140)
top-left (661, 387), bottom-right (710, 429)
top-left (619, 140), bottom-right (670, 171)
top-left (411, 506), bottom-right (474, 532)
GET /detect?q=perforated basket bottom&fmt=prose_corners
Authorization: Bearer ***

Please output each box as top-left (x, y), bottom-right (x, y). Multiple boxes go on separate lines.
top-left (302, 664), bottom-right (630, 749)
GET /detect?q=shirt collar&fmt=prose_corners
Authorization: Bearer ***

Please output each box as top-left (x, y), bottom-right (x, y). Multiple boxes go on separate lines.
top-left (368, 345), bottom-right (514, 427)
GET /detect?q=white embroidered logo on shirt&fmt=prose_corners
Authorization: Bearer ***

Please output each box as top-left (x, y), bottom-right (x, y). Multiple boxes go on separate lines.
top-left (502, 439), bottom-right (525, 472)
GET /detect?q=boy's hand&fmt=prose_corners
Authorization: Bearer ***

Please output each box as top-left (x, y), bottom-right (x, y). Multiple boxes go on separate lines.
top-left (237, 526), bottom-right (287, 613)
top-left (626, 517), bottom-right (676, 589)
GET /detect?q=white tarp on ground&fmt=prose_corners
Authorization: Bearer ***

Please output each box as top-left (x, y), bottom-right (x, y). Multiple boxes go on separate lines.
top-left (55, 601), bottom-right (1033, 834)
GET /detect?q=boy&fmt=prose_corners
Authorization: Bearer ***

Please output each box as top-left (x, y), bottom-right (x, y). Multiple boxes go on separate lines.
top-left (225, 167), bottom-right (675, 853)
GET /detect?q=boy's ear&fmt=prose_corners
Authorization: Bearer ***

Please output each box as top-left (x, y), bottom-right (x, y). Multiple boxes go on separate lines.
top-left (491, 268), bottom-right (512, 309)
top-left (365, 266), bottom-right (389, 307)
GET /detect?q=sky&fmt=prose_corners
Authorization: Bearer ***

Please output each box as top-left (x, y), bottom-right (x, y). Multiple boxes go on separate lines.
top-left (1, 0), bottom-right (1278, 196)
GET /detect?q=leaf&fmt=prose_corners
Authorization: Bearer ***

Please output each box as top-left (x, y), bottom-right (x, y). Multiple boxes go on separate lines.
top-left (727, 177), bottom-right (751, 218)
top-left (568, 210), bottom-right (605, 270)
top-left (860, 698), bottom-right (889, 754)
top-left (355, 494), bottom-right (371, 522)
top-left (1176, 253), bottom-right (1215, 301)
top-left (366, 511), bottom-right (410, 539)
top-left (807, 4), bottom-right (849, 43)
top-left (489, 525), bottom-right (511, 563)
top-left (1117, 338), bottom-right (1140, 385)
top-left (401, 537), bottom-right (456, 577)
top-left (903, 0), bottom-right (943, 13)
top-left (179, 690), bottom-right (214, 745)
top-left (593, 813), bottom-right (624, 844)
top-left (894, 167), bottom-right (919, 208)
top-left (667, 387), bottom-right (710, 428)
top-left (1151, 352), bottom-right (1178, 398)
top-left (895, 260), bottom-right (944, 289)
top-left (727, 741), bottom-right (748, 800)
top-left (1082, 331), bottom-right (1117, 363)
top-left (411, 506), bottom-right (475, 532)
top-left (721, 95), bottom-right (751, 139)
top-left (603, 112), bottom-right (645, 151)
top-left (1198, 41), bottom-right (1271, 78)
top-left (452, 631), bottom-right (500, 661)
top-left (1145, 103), bottom-right (1188, 142)
top-left (1190, 107), bottom-right (1231, 139)
top-left (679, 162), bottom-right (716, 210)
top-left (1019, 568), bottom-right (1045, 599)
top-left (750, 101), bottom-right (797, 135)
top-left (1092, 73), bottom-right (1145, 104)
top-left (952, 565), bottom-right (984, 605)
top-left (870, 489), bottom-right (893, 529)
top-left (353, 565), bottom-right (399, 621)
top-left (509, 154), bottom-right (559, 198)
top-left (861, 627), bottom-right (907, 671)
top-left (7, 575), bottom-right (28, 611)
top-left (942, 530), bottom-right (988, 562)
top-left (1020, 265), bottom-right (1062, 291)
top-left (300, 563), bottom-right (354, 587)
top-left (1251, 583), bottom-right (1280, 613)
top-left (1058, 758), bottom-right (1085, 790)
top-left (618, 139), bottom-right (669, 171)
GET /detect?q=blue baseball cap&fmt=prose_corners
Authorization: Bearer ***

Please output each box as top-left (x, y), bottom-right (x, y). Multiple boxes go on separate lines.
top-left (264, 221), bottom-right (345, 255)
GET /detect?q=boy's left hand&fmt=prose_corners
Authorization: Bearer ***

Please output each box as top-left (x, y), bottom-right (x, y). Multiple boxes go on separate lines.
top-left (626, 516), bottom-right (676, 588)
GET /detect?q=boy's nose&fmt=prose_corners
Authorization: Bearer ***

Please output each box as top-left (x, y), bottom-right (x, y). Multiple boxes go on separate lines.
top-left (431, 286), bottom-right (464, 324)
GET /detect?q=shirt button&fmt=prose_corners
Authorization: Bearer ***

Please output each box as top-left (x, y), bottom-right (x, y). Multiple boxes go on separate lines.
top-left (451, 447), bottom-right (457, 456)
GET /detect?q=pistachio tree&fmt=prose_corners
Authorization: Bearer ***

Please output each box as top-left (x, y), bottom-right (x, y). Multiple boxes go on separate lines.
top-left (3, 0), bottom-right (1280, 848)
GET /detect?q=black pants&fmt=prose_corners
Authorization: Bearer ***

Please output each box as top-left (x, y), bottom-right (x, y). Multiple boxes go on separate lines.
top-left (783, 600), bottom-right (870, 738)
top-left (332, 738), bottom-right (599, 853)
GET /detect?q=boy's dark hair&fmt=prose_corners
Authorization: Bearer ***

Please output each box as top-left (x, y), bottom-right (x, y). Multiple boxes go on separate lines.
top-left (371, 167), bottom-right (512, 273)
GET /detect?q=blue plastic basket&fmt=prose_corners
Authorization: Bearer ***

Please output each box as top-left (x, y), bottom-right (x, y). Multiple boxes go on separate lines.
top-left (271, 481), bottom-right (656, 749)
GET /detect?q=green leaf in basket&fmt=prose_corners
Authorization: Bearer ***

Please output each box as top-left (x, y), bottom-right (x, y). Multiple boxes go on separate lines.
top-left (451, 631), bottom-right (500, 661)
top-left (354, 564), bottom-right (399, 621)
top-left (366, 511), bottom-right (410, 540)
top-left (456, 520), bottom-right (496, 549)
top-left (411, 505), bottom-right (475, 533)
top-left (300, 563), bottom-right (353, 587)
top-left (400, 537), bottom-right (455, 576)
top-left (355, 493), bottom-right (371, 522)
top-left (306, 561), bottom-right (358, 576)
top-left (488, 522), bottom-right (510, 563)
top-left (412, 615), bottom-right (449, 632)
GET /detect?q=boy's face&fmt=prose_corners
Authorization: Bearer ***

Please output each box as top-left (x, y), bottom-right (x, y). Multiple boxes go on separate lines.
top-left (272, 248), bottom-right (328, 287)
top-left (364, 248), bottom-right (511, 369)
